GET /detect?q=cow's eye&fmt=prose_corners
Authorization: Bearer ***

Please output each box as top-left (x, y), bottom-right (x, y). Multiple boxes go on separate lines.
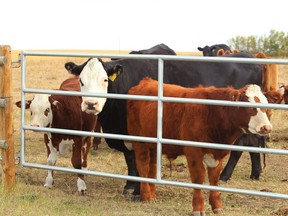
top-left (80, 78), bottom-right (84, 87)
top-left (44, 108), bottom-right (50, 116)
top-left (104, 78), bottom-right (108, 82)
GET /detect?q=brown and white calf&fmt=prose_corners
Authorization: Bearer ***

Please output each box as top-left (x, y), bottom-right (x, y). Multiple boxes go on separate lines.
top-left (16, 59), bottom-right (108, 194)
top-left (127, 77), bottom-right (272, 215)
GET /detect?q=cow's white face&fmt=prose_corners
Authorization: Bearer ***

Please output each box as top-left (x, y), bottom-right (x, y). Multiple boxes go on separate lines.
top-left (79, 58), bottom-right (109, 115)
top-left (243, 84), bottom-right (272, 135)
top-left (29, 94), bottom-right (53, 127)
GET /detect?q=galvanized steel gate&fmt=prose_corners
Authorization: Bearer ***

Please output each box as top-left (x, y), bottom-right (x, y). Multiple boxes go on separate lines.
top-left (19, 51), bottom-right (288, 200)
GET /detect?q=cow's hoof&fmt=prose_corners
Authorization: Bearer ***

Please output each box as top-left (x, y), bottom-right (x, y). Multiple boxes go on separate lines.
top-left (250, 176), bottom-right (260, 180)
top-left (132, 195), bottom-right (141, 202)
top-left (44, 184), bottom-right (53, 189)
top-left (193, 211), bottom-right (206, 216)
top-left (218, 180), bottom-right (227, 184)
top-left (80, 189), bottom-right (87, 196)
top-left (213, 208), bottom-right (224, 215)
top-left (122, 188), bottom-right (134, 196)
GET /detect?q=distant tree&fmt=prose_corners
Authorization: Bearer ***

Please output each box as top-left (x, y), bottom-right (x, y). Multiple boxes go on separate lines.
top-left (228, 29), bottom-right (288, 57)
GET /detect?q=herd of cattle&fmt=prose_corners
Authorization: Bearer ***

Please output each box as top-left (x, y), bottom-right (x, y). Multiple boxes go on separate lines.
top-left (17, 43), bottom-right (288, 215)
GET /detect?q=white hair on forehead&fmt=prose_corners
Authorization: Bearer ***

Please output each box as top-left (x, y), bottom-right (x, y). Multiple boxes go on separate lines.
top-left (30, 94), bottom-right (50, 109)
top-left (245, 84), bottom-right (268, 103)
top-left (81, 58), bottom-right (107, 80)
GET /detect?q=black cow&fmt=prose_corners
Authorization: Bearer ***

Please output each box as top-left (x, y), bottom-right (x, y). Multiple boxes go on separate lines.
top-left (110, 43), bottom-right (176, 61)
top-left (198, 44), bottom-right (232, 56)
top-left (129, 43), bottom-right (177, 55)
top-left (64, 44), bottom-right (263, 200)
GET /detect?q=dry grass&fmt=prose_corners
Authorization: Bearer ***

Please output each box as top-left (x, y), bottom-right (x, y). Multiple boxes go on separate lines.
top-left (1, 51), bottom-right (288, 216)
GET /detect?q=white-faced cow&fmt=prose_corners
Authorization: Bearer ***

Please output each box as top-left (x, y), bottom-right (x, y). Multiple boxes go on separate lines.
top-left (127, 77), bottom-right (272, 215)
top-left (16, 58), bottom-right (108, 194)
top-left (64, 44), bottom-right (277, 199)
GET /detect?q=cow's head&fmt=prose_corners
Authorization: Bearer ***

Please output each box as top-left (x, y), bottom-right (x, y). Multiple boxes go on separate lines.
top-left (236, 84), bottom-right (272, 135)
top-left (264, 89), bottom-right (284, 104)
top-left (279, 85), bottom-right (288, 104)
top-left (66, 58), bottom-right (123, 115)
top-left (16, 94), bottom-right (55, 128)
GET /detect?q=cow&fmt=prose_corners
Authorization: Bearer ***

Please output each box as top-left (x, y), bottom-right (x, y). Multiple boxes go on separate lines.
top-left (202, 49), bottom-right (280, 181)
top-left (16, 58), bottom-right (108, 194)
top-left (127, 77), bottom-right (272, 215)
top-left (110, 43), bottom-right (176, 60)
top-left (58, 74), bottom-right (103, 150)
top-left (64, 44), bottom-right (274, 198)
top-left (129, 43), bottom-right (176, 55)
top-left (197, 44), bottom-right (232, 56)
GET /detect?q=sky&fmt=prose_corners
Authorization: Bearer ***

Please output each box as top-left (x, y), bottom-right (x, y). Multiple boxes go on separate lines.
top-left (1, 0), bottom-right (287, 52)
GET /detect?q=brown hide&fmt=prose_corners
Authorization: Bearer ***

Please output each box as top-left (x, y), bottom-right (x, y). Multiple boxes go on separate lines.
top-left (127, 77), bottom-right (270, 213)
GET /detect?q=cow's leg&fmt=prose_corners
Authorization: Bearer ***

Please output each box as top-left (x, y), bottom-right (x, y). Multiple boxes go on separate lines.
top-left (185, 153), bottom-right (206, 215)
top-left (148, 148), bottom-right (157, 201)
top-left (249, 152), bottom-right (261, 180)
top-left (123, 150), bottom-right (139, 196)
top-left (250, 136), bottom-right (265, 180)
top-left (220, 150), bottom-right (243, 182)
top-left (71, 138), bottom-right (87, 195)
top-left (133, 143), bottom-right (154, 202)
top-left (44, 135), bottom-right (57, 189)
top-left (207, 160), bottom-right (224, 215)
top-left (82, 137), bottom-right (92, 169)
top-left (104, 138), bottom-right (139, 196)
top-left (92, 121), bottom-right (102, 150)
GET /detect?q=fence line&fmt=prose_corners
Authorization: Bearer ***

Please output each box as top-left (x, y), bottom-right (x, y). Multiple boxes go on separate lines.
top-left (19, 51), bottom-right (288, 200)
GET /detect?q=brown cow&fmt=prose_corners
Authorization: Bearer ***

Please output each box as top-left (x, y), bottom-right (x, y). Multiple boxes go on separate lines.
top-left (16, 76), bottom-right (98, 194)
top-left (127, 77), bottom-right (272, 215)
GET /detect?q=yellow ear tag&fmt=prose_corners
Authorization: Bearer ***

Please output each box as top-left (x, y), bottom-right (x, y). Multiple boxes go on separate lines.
top-left (109, 72), bottom-right (117, 81)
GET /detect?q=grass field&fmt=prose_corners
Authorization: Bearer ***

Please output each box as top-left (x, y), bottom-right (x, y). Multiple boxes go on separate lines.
top-left (0, 50), bottom-right (288, 216)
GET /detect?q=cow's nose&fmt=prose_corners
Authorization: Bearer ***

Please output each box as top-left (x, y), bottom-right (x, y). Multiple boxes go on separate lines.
top-left (260, 125), bottom-right (272, 134)
top-left (86, 101), bottom-right (97, 110)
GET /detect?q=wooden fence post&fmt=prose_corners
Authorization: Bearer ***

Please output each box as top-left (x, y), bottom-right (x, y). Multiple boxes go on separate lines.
top-left (0, 45), bottom-right (16, 191)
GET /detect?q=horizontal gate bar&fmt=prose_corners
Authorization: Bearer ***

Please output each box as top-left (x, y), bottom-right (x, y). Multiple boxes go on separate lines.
top-left (22, 125), bottom-right (288, 156)
top-left (21, 51), bottom-right (288, 65)
top-left (21, 161), bottom-right (288, 200)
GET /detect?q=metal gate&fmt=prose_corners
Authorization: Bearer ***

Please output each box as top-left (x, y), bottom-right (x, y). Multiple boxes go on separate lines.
top-left (19, 51), bottom-right (288, 200)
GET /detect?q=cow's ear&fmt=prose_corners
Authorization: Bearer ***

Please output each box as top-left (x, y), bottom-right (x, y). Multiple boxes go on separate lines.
top-left (255, 52), bottom-right (266, 59)
top-left (15, 100), bottom-right (31, 109)
top-left (197, 47), bottom-right (204, 51)
top-left (49, 97), bottom-right (61, 112)
top-left (109, 64), bottom-right (123, 82)
top-left (51, 100), bottom-right (62, 112)
top-left (232, 91), bottom-right (241, 102)
top-left (217, 49), bottom-right (225, 56)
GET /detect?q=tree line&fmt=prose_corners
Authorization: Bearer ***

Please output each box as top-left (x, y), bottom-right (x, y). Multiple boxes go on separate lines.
top-left (228, 30), bottom-right (288, 57)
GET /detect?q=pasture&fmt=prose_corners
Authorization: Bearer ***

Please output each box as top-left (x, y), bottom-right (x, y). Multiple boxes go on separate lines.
top-left (0, 50), bottom-right (288, 216)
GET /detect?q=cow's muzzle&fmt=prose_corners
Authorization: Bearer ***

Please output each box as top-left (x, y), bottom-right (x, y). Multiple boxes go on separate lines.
top-left (259, 125), bottom-right (272, 134)
top-left (85, 101), bottom-right (98, 110)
